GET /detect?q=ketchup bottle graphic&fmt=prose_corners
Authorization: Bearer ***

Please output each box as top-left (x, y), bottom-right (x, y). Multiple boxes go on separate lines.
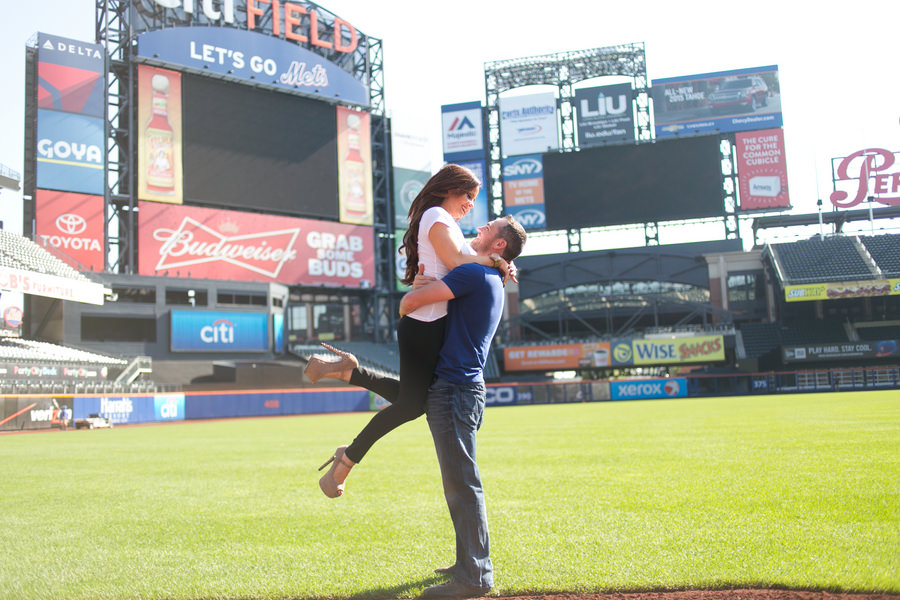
top-left (343, 112), bottom-right (368, 218)
top-left (145, 74), bottom-right (175, 195)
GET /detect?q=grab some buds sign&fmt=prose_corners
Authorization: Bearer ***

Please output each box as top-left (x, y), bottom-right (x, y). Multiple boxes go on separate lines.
top-left (138, 202), bottom-right (374, 287)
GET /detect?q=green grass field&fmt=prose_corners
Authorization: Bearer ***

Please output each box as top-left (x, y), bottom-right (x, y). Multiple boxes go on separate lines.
top-left (1, 390), bottom-right (898, 600)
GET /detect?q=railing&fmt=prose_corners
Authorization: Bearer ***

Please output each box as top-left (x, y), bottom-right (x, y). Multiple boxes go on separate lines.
top-left (115, 356), bottom-right (153, 385)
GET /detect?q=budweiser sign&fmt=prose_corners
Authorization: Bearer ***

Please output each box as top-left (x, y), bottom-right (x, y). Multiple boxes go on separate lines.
top-left (138, 202), bottom-right (374, 286)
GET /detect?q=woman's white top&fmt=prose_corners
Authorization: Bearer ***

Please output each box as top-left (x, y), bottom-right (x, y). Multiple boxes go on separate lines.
top-left (407, 206), bottom-right (475, 322)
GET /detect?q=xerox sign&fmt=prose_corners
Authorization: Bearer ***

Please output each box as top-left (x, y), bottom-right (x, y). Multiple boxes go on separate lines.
top-left (138, 202), bottom-right (374, 287)
top-left (610, 378), bottom-right (688, 401)
top-left (171, 310), bottom-right (268, 352)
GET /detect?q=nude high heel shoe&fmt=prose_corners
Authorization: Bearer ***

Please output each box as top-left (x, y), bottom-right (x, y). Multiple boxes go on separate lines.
top-left (318, 445), bottom-right (355, 498)
top-left (304, 343), bottom-right (359, 383)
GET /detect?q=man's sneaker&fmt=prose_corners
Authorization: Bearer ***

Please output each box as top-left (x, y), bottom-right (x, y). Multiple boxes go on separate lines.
top-left (433, 564), bottom-right (455, 577)
top-left (420, 580), bottom-right (491, 598)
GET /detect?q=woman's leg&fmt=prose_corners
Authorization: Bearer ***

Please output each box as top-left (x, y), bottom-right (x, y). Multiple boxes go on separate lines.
top-left (343, 316), bottom-right (445, 464)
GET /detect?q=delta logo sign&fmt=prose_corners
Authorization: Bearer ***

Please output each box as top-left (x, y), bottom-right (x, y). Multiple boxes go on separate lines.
top-left (134, 0), bottom-right (369, 104)
top-left (37, 34), bottom-right (105, 118)
top-left (830, 148), bottom-right (900, 209)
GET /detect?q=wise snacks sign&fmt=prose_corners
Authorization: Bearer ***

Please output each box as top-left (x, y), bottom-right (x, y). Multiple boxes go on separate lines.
top-left (610, 335), bottom-right (725, 366)
top-left (138, 202), bottom-right (374, 287)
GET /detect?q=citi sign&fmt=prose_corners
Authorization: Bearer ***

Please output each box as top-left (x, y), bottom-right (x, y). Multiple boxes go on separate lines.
top-left (202, 318), bottom-right (235, 343)
top-left (171, 310), bottom-right (268, 352)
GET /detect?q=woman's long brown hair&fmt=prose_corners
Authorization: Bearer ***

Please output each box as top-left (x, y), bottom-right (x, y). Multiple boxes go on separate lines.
top-left (399, 164), bottom-right (481, 286)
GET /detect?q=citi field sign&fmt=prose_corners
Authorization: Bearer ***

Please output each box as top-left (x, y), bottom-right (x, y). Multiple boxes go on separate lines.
top-left (133, 0), bottom-right (370, 104)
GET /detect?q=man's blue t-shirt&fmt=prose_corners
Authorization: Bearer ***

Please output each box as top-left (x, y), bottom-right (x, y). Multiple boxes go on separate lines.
top-left (434, 263), bottom-right (505, 384)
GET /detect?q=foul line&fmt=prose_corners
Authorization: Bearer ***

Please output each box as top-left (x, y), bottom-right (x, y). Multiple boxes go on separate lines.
top-left (0, 403), bottom-right (37, 427)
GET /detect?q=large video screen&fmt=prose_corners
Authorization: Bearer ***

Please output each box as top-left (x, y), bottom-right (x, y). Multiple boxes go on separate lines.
top-left (542, 136), bottom-right (724, 230)
top-left (181, 73), bottom-right (339, 220)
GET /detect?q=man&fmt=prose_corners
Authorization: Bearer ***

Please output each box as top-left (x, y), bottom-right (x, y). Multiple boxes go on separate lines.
top-left (399, 215), bottom-right (527, 599)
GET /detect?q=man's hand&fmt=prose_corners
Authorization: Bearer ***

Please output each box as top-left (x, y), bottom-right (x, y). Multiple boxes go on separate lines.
top-left (399, 273), bottom-right (454, 317)
top-left (412, 263), bottom-right (436, 290)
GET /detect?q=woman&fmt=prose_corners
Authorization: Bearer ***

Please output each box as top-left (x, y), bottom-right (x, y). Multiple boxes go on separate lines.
top-left (310, 164), bottom-right (510, 498)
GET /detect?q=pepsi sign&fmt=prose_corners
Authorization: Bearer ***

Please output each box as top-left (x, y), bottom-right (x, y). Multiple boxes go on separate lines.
top-left (171, 310), bottom-right (269, 352)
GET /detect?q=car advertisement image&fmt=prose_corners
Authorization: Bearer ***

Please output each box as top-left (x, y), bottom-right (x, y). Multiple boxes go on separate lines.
top-left (652, 66), bottom-right (782, 138)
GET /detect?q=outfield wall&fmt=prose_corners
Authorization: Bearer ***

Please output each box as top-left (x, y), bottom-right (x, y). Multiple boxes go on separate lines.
top-left (2, 366), bottom-right (898, 432)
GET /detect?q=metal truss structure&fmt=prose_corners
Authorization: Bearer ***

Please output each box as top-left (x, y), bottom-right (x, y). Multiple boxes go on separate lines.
top-left (94, 0), bottom-right (394, 338)
top-left (484, 43), bottom-right (739, 249)
top-left (484, 43), bottom-right (652, 251)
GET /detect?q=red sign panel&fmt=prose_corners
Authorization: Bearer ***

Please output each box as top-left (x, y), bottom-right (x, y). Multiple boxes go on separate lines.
top-left (35, 190), bottom-right (105, 271)
top-left (736, 128), bottom-right (791, 211)
top-left (138, 202), bottom-right (374, 287)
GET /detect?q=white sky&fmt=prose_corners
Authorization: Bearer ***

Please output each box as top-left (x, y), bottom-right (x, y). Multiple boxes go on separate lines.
top-left (1, 0), bottom-right (898, 248)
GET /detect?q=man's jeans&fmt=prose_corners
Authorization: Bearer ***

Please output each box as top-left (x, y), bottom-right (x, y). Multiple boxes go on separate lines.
top-left (426, 377), bottom-right (493, 589)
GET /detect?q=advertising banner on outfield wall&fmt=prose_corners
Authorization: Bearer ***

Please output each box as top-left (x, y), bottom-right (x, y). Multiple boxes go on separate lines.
top-left (441, 101), bottom-right (484, 161)
top-left (783, 340), bottom-right (899, 363)
top-left (0, 397), bottom-right (73, 432)
top-left (138, 65), bottom-right (184, 204)
top-left (337, 106), bottom-right (373, 225)
top-left (610, 378), bottom-right (687, 400)
top-left (504, 341), bottom-right (611, 371)
top-left (736, 128), bottom-right (791, 211)
top-left (35, 190), bottom-right (105, 271)
top-left (171, 310), bottom-right (269, 352)
top-left (785, 278), bottom-right (900, 302)
top-left (499, 92), bottom-right (559, 156)
top-left (652, 66), bottom-right (782, 138)
top-left (74, 394), bottom-right (186, 425)
top-left (138, 202), bottom-right (375, 287)
top-left (610, 335), bottom-right (725, 366)
top-left (575, 83), bottom-right (635, 147)
top-left (501, 154), bottom-right (546, 229)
